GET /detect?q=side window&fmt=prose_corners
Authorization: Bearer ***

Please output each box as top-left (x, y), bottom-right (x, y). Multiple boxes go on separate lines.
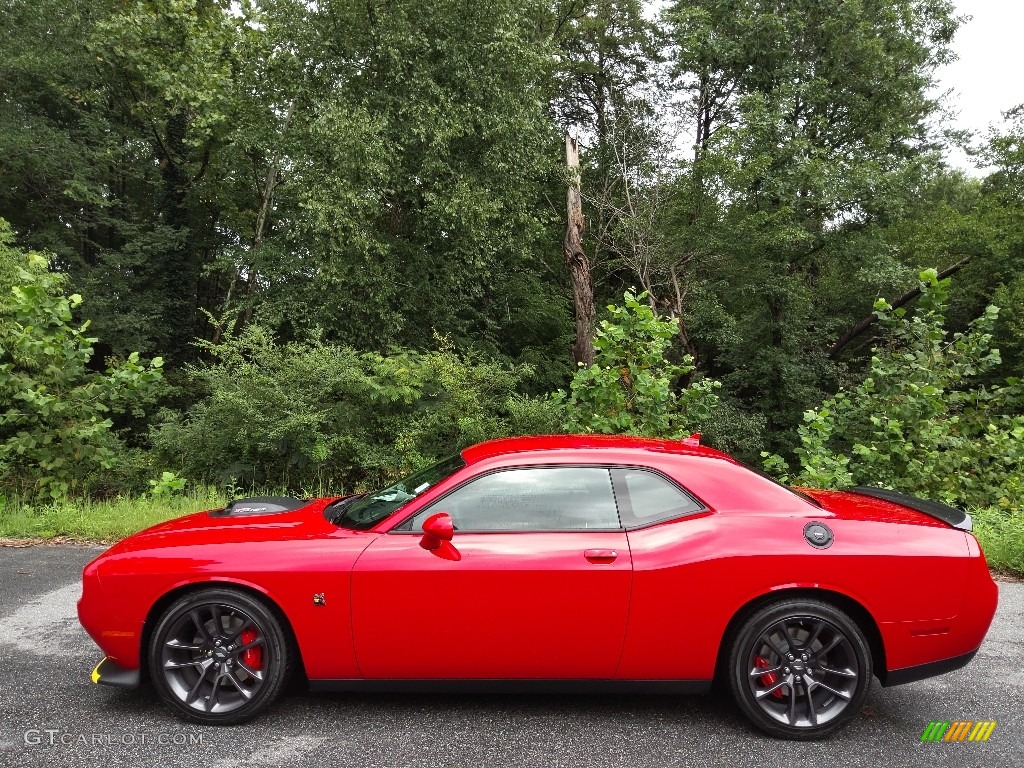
top-left (612, 468), bottom-right (704, 528)
top-left (397, 467), bottom-right (620, 532)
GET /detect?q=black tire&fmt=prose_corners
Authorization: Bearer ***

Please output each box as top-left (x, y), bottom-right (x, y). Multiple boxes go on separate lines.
top-left (148, 588), bottom-right (293, 725)
top-left (727, 598), bottom-right (872, 740)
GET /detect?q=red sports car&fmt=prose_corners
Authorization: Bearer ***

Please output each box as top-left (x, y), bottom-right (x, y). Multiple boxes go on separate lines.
top-left (78, 434), bottom-right (998, 739)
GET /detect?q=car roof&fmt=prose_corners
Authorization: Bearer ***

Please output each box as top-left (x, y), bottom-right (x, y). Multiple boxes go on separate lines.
top-left (460, 434), bottom-right (732, 464)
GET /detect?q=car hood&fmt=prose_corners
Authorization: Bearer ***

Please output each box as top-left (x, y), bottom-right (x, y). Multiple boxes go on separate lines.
top-left (100, 496), bottom-right (353, 556)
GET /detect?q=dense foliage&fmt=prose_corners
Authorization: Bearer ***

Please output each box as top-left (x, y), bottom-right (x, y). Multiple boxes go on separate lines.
top-left (152, 327), bottom-right (558, 493)
top-left (556, 291), bottom-right (720, 438)
top-left (0, 224), bottom-right (164, 498)
top-left (0, 1), bottom-right (1022, 574)
top-left (764, 270), bottom-right (1024, 510)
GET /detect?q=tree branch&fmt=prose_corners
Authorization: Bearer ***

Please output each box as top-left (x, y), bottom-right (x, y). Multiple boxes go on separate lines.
top-left (827, 257), bottom-right (972, 359)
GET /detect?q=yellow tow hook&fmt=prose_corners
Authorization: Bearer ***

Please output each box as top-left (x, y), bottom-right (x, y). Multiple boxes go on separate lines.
top-left (91, 658), bottom-right (105, 684)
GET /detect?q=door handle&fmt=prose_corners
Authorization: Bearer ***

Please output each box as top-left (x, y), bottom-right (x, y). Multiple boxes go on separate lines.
top-left (584, 549), bottom-right (618, 564)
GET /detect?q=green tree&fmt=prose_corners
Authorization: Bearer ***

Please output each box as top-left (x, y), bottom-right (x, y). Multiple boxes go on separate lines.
top-left (973, 106), bottom-right (1024, 382)
top-left (659, 0), bottom-right (961, 454)
top-left (0, 222), bottom-right (164, 498)
top-left (243, 0), bottom-right (567, 363)
top-left (0, 1), bottom-right (241, 362)
top-left (153, 326), bottom-right (558, 492)
top-left (555, 290), bottom-right (720, 437)
top-left (764, 269), bottom-right (1024, 509)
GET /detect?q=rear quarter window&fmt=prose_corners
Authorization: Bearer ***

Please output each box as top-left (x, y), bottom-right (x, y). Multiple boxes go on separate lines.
top-left (612, 468), bottom-right (704, 528)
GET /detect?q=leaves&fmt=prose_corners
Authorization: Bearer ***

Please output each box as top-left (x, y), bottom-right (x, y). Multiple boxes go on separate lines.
top-left (554, 290), bottom-right (720, 438)
top-left (765, 273), bottom-right (1024, 508)
top-left (152, 326), bottom-right (560, 491)
top-left (0, 226), bottom-right (164, 498)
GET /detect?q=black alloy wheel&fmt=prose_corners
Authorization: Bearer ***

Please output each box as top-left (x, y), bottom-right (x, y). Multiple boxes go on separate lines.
top-left (728, 598), bottom-right (872, 739)
top-left (149, 588), bottom-right (292, 724)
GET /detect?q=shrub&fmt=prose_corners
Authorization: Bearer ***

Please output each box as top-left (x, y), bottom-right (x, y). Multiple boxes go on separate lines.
top-left (763, 269), bottom-right (1024, 509)
top-left (152, 327), bottom-right (558, 492)
top-left (0, 221), bottom-right (164, 498)
top-left (553, 290), bottom-right (721, 438)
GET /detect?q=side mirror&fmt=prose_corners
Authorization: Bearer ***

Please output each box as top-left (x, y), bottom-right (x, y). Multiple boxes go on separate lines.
top-left (419, 513), bottom-right (460, 560)
top-left (419, 512), bottom-right (454, 551)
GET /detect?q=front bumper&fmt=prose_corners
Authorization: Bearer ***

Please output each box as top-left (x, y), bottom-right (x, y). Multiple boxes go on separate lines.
top-left (91, 657), bottom-right (140, 689)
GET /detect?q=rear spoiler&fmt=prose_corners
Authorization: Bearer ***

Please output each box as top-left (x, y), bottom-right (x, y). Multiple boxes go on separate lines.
top-left (850, 486), bottom-right (972, 532)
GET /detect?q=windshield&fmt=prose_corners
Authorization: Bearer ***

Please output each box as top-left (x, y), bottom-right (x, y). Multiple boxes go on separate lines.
top-left (328, 454), bottom-right (467, 530)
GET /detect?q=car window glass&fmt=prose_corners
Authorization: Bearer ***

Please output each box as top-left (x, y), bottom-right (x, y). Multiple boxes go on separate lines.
top-left (399, 467), bottom-right (620, 532)
top-left (613, 468), bottom-right (703, 527)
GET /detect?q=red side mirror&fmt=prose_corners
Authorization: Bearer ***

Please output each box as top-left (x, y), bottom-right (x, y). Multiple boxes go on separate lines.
top-left (419, 513), bottom-right (460, 561)
top-left (423, 514), bottom-right (456, 544)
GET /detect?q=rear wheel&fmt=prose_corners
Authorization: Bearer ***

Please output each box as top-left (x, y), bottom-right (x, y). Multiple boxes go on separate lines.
top-left (149, 588), bottom-right (292, 724)
top-left (727, 599), bottom-right (872, 739)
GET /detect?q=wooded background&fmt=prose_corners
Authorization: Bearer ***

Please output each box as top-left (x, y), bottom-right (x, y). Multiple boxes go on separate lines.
top-left (2, 1), bottom-right (1023, 510)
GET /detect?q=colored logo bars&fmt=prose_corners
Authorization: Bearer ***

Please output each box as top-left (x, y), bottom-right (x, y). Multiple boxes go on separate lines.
top-left (921, 721), bottom-right (997, 742)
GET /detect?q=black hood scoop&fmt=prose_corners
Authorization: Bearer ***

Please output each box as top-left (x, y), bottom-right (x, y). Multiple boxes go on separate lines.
top-left (210, 496), bottom-right (308, 518)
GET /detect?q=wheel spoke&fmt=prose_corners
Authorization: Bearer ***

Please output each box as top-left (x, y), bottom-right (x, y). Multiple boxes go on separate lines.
top-left (205, 672), bottom-right (223, 712)
top-left (779, 620), bottom-right (799, 652)
top-left (762, 633), bottom-right (790, 660)
top-left (164, 659), bottom-right (204, 670)
top-left (236, 660), bottom-right (264, 681)
top-left (185, 662), bottom-right (211, 705)
top-left (236, 636), bottom-right (265, 653)
top-left (755, 678), bottom-right (789, 699)
top-left (805, 680), bottom-right (818, 725)
top-left (805, 620), bottom-right (825, 650)
top-left (812, 634), bottom-right (843, 660)
top-left (164, 638), bottom-right (202, 651)
top-left (815, 681), bottom-right (853, 700)
top-left (189, 610), bottom-right (212, 642)
top-left (223, 670), bottom-right (253, 700)
top-left (819, 664), bottom-right (857, 678)
top-left (226, 618), bottom-right (254, 643)
top-left (749, 663), bottom-right (784, 677)
top-left (211, 604), bottom-right (223, 636)
top-left (786, 681), bottom-right (797, 725)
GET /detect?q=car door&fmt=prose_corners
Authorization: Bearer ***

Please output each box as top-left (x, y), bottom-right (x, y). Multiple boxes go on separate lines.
top-left (350, 465), bottom-right (632, 679)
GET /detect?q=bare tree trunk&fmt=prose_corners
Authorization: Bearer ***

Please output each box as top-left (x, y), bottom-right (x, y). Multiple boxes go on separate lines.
top-left (564, 133), bottom-right (595, 367)
top-left (669, 264), bottom-right (697, 359)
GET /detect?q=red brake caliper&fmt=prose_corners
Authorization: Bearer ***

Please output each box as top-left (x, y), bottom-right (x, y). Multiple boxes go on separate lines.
top-left (756, 655), bottom-right (784, 698)
top-left (240, 628), bottom-right (262, 670)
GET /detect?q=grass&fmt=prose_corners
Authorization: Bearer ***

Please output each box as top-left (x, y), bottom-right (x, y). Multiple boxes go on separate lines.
top-left (0, 487), bottom-right (229, 542)
top-left (2, 491), bottom-right (1022, 577)
top-left (973, 507), bottom-right (1024, 577)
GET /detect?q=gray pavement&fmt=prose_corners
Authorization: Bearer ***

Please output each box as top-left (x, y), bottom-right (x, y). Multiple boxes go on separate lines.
top-left (0, 544), bottom-right (1021, 768)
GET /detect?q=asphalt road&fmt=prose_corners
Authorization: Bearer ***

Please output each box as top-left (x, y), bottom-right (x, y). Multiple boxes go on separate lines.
top-left (0, 545), bottom-right (1021, 768)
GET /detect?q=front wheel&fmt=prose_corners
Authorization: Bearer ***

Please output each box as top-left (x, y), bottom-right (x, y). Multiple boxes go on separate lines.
top-left (727, 599), bottom-right (872, 739)
top-left (148, 588), bottom-right (292, 724)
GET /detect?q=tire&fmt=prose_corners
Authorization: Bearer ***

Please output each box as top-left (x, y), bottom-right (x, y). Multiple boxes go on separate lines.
top-left (148, 588), bottom-right (293, 725)
top-left (727, 598), bottom-right (872, 740)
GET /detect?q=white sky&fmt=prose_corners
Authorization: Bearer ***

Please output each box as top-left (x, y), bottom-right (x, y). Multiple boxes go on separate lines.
top-left (933, 0), bottom-right (1024, 174)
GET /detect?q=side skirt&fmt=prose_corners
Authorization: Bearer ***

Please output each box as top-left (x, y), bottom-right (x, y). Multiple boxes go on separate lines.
top-left (308, 679), bottom-right (712, 695)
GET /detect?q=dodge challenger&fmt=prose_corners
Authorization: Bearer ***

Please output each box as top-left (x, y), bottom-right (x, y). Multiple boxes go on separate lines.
top-left (77, 434), bottom-right (998, 739)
